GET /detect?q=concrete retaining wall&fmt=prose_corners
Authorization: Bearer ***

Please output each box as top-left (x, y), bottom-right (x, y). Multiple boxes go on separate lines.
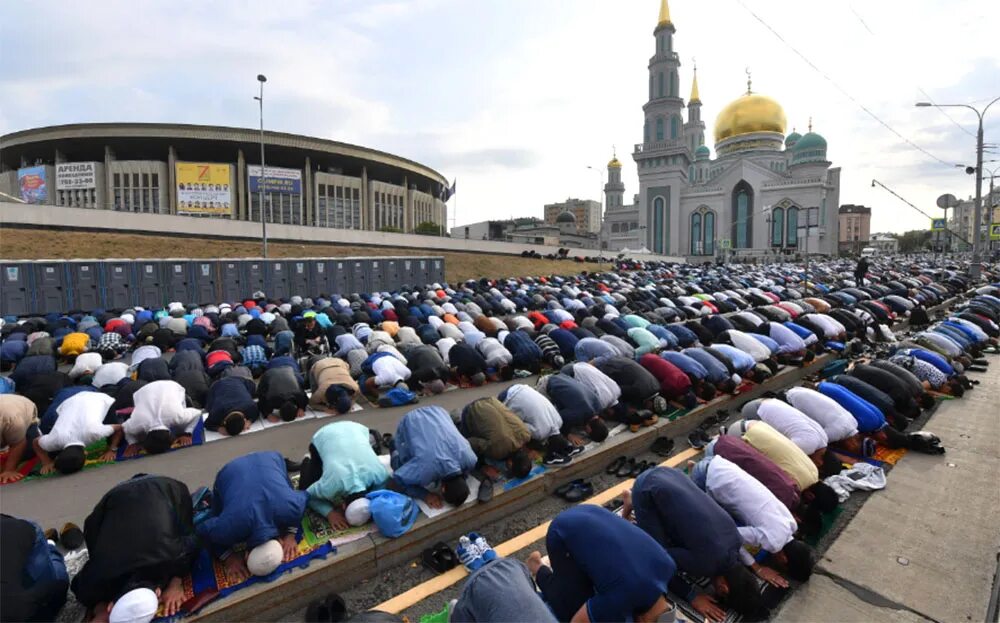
top-left (0, 202), bottom-right (685, 263)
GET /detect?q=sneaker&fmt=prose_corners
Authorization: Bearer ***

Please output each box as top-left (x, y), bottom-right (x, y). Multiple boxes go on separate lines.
top-left (565, 444), bottom-right (585, 458)
top-left (468, 532), bottom-right (498, 563)
top-left (456, 536), bottom-right (485, 572)
top-left (652, 396), bottom-right (667, 414)
top-left (544, 452), bottom-right (572, 466)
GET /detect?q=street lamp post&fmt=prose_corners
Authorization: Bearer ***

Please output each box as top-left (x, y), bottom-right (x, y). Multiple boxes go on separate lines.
top-left (255, 74), bottom-right (268, 258)
top-left (916, 96), bottom-right (1000, 273)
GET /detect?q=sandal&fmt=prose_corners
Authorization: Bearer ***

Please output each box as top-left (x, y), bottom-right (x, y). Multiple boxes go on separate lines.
top-left (629, 460), bottom-right (648, 478)
top-left (606, 456), bottom-right (627, 475)
top-left (563, 481), bottom-right (594, 502)
top-left (688, 430), bottom-right (711, 449)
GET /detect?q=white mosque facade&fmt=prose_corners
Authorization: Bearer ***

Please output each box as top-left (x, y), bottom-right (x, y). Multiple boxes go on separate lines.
top-left (602, 0), bottom-right (841, 259)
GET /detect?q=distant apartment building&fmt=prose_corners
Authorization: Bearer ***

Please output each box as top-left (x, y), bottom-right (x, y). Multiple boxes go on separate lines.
top-left (838, 204), bottom-right (871, 254)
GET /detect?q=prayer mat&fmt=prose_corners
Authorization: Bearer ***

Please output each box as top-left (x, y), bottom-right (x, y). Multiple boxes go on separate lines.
top-left (116, 417), bottom-right (205, 461)
top-left (201, 403), bottom-right (363, 443)
top-left (804, 506), bottom-right (845, 547)
top-left (154, 509), bottom-right (337, 622)
top-left (11, 439), bottom-right (117, 484)
top-left (836, 446), bottom-right (908, 468)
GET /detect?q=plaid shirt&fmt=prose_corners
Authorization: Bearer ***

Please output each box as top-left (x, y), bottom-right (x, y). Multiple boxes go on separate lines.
top-left (242, 344), bottom-right (268, 368)
top-left (97, 332), bottom-right (127, 355)
top-left (889, 354), bottom-right (947, 389)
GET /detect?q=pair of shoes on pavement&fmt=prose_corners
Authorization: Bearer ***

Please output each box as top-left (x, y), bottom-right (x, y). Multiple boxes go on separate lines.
top-left (45, 523), bottom-right (84, 550)
top-left (456, 532), bottom-right (497, 572)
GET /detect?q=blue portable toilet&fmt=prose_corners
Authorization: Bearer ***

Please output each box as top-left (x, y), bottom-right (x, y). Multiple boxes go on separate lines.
top-left (291, 260), bottom-right (310, 299)
top-left (135, 261), bottom-right (164, 309)
top-left (0, 262), bottom-right (34, 316)
top-left (266, 260), bottom-right (290, 300)
top-left (68, 261), bottom-right (102, 311)
top-left (191, 261), bottom-right (218, 304)
top-left (219, 261), bottom-right (244, 304)
top-left (162, 260), bottom-right (191, 304)
top-left (103, 260), bottom-right (134, 310)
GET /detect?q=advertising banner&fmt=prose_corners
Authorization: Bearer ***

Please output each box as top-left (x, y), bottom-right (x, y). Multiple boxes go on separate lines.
top-left (17, 166), bottom-right (47, 204)
top-left (56, 162), bottom-right (98, 190)
top-left (247, 165), bottom-right (302, 194)
top-left (176, 162), bottom-right (232, 216)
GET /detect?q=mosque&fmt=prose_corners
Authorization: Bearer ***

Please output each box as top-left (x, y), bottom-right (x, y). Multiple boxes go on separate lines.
top-left (602, 0), bottom-right (841, 258)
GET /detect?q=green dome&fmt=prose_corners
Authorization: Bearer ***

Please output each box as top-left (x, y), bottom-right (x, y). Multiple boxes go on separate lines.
top-left (695, 145), bottom-right (710, 160)
top-left (785, 131), bottom-right (802, 147)
top-left (794, 132), bottom-right (827, 151)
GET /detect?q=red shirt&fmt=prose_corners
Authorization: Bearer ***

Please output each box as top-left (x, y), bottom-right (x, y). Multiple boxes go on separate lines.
top-left (638, 354), bottom-right (691, 399)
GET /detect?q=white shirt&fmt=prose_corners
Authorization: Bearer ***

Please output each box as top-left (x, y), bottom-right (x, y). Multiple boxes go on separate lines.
top-left (436, 337), bottom-right (457, 364)
top-left (706, 456), bottom-right (797, 563)
top-left (571, 363), bottom-right (621, 410)
top-left (123, 380), bottom-right (202, 445)
top-left (38, 392), bottom-right (116, 452)
top-left (502, 384), bottom-right (562, 441)
top-left (785, 387), bottom-right (858, 442)
top-left (427, 315), bottom-right (444, 329)
top-left (372, 355), bottom-right (411, 387)
top-left (130, 345), bottom-right (162, 371)
top-left (438, 323), bottom-right (466, 343)
top-left (735, 311), bottom-right (765, 328)
top-left (376, 344), bottom-right (408, 365)
top-left (69, 353), bottom-right (104, 380)
top-left (93, 362), bottom-right (129, 388)
top-left (726, 330), bottom-right (772, 362)
top-left (755, 399), bottom-right (829, 455)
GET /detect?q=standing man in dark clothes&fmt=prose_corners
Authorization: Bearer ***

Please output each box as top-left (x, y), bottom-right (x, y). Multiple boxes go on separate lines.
top-left (1, 514), bottom-right (69, 622)
top-left (257, 362), bottom-right (308, 423)
top-left (71, 474), bottom-right (199, 621)
top-left (623, 467), bottom-right (776, 621)
top-left (205, 376), bottom-right (259, 436)
top-left (855, 257), bottom-right (869, 286)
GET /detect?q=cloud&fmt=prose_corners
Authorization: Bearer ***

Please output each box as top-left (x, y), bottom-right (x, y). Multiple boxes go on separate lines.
top-left (0, 0), bottom-right (995, 235)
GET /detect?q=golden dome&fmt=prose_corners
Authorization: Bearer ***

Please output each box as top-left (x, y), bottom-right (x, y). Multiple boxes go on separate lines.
top-left (714, 92), bottom-right (787, 143)
top-left (607, 157), bottom-right (622, 168)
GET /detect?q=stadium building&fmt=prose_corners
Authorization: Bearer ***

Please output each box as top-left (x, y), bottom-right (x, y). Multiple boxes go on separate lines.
top-left (0, 123), bottom-right (450, 234)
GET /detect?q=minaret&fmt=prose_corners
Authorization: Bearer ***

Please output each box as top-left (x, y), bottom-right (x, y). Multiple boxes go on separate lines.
top-left (605, 148), bottom-right (625, 210)
top-left (634, 0), bottom-right (688, 256)
top-left (683, 63), bottom-right (706, 155)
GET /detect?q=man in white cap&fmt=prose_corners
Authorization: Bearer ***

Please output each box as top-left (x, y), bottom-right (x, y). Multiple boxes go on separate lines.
top-left (197, 451), bottom-right (308, 582)
top-left (72, 474), bottom-right (198, 622)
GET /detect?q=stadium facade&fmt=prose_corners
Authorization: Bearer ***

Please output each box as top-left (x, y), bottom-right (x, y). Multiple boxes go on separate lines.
top-left (0, 123), bottom-right (449, 235)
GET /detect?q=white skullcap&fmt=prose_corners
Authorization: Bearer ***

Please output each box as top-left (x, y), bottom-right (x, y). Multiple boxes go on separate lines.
top-left (109, 588), bottom-right (158, 623)
top-left (290, 296), bottom-right (303, 305)
top-left (120, 313), bottom-right (135, 325)
top-left (247, 539), bottom-right (283, 576)
top-left (168, 302), bottom-right (184, 312)
top-left (345, 498), bottom-right (372, 527)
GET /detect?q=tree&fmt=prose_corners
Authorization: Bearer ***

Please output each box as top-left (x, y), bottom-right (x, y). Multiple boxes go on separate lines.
top-left (413, 221), bottom-right (443, 236)
top-left (379, 226), bottom-right (403, 234)
top-left (897, 229), bottom-right (931, 253)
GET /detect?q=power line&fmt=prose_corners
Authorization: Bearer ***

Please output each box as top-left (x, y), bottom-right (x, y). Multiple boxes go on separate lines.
top-left (734, 0), bottom-right (957, 168)
top-left (846, 3), bottom-right (976, 138)
top-left (871, 179), bottom-right (971, 245)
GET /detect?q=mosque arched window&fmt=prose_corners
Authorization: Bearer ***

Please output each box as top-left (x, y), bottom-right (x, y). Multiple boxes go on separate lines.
top-left (653, 196), bottom-right (666, 254)
top-left (704, 211), bottom-right (715, 255)
top-left (671, 116), bottom-right (680, 139)
top-left (658, 72), bottom-right (664, 98)
top-left (644, 120), bottom-right (650, 144)
top-left (656, 117), bottom-right (664, 141)
top-left (771, 207), bottom-right (785, 246)
top-left (690, 212), bottom-right (702, 255)
top-left (786, 206), bottom-right (799, 247)
top-left (732, 181), bottom-right (753, 249)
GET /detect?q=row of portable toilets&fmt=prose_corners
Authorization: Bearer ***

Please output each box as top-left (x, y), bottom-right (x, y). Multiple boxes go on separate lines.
top-left (0, 257), bottom-right (445, 317)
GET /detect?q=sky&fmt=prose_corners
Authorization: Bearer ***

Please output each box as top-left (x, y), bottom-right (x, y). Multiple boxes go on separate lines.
top-left (1, 0), bottom-right (997, 234)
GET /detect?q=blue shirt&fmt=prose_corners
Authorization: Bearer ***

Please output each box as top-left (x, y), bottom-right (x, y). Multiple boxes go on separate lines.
top-left (817, 381), bottom-right (885, 432)
top-left (574, 338), bottom-right (618, 362)
top-left (197, 451), bottom-right (308, 555)
top-left (711, 344), bottom-right (755, 373)
top-left (547, 506), bottom-right (675, 622)
top-left (749, 333), bottom-right (780, 354)
top-left (660, 351), bottom-right (707, 380)
top-left (664, 324), bottom-right (699, 347)
top-left (391, 406), bottom-right (477, 498)
top-left (682, 348), bottom-right (731, 385)
top-left (544, 374), bottom-right (602, 428)
top-left (645, 325), bottom-right (679, 348)
top-left (548, 329), bottom-right (579, 359)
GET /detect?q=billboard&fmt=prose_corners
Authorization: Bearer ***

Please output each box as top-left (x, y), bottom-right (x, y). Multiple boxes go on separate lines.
top-left (17, 166), bottom-right (47, 204)
top-left (56, 162), bottom-right (98, 190)
top-left (247, 165), bottom-right (302, 194)
top-left (176, 162), bottom-right (232, 216)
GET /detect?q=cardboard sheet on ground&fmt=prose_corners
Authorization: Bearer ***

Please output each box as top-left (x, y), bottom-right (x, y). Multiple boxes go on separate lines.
top-left (415, 474), bottom-right (482, 519)
top-left (201, 403), bottom-right (363, 443)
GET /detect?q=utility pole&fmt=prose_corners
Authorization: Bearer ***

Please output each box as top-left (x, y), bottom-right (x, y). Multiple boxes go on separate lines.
top-left (916, 96), bottom-right (1000, 276)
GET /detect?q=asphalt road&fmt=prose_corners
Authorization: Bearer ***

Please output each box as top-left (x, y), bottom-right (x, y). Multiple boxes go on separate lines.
top-left (2, 378), bottom-right (528, 530)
